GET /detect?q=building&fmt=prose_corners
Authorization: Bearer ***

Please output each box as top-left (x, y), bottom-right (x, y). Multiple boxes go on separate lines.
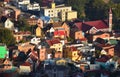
top-left (4, 18), bottom-right (14, 30)
top-left (27, 2), bottom-right (40, 11)
top-left (95, 44), bottom-right (115, 56)
top-left (41, 2), bottom-right (77, 21)
top-left (35, 26), bottom-right (42, 37)
top-left (18, 0), bottom-right (30, 5)
top-left (18, 42), bottom-right (35, 53)
top-left (92, 31), bottom-right (110, 41)
top-left (46, 39), bottom-right (63, 52)
top-left (14, 31), bottom-right (31, 42)
top-left (63, 46), bottom-right (81, 62)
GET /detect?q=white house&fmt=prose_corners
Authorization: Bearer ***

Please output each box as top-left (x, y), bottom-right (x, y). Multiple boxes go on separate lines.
top-left (30, 37), bottom-right (41, 45)
top-left (19, 62), bottom-right (32, 75)
top-left (18, 0), bottom-right (30, 5)
top-left (27, 2), bottom-right (40, 11)
top-left (4, 19), bottom-right (14, 30)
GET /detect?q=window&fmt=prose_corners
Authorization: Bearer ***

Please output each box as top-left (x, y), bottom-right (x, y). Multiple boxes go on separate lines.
top-left (74, 53), bottom-right (76, 56)
top-left (51, 14), bottom-right (53, 16)
top-left (51, 10), bottom-right (53, 12)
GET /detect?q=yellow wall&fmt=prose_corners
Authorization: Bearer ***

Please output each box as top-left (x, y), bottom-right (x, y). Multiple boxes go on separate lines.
top-left (51, 2), bottom-right (55, 9)
top-left (64, 47), bottom-right (81, 62)
top-left (36, 27), bottom-right (42, 37)
top-left (50, 43), bottom-right (63, 52)
top-left (67, 11), bottom-right (77, 20)
top-left (56, 59), bottom-right (66, 65)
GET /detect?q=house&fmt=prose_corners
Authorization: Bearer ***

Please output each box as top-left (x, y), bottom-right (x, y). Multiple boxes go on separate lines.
top-left (4, 18), bottom-right (14, 30)
top-left (18, 0), bottom-right (30, 5)
top-left (46, 39), bottom-right (63, 52)
top-left (92, 31), bottom-right (110, 41)
top-left (52, 22), bottom-right (70, 37)
top-left (14, 31), bottom-right (31, 42)
top-left (70, 28), bottom-right (85, 40)
top-left (19, 62), bottom-right (32, 75)
top-left (74, 8), bottom-right (113, 34)
top-left (30, 37), bottom-right (41, 45)
top-left (37, 18), bottom-right (43, 28)
top-left (18, 42), bottom-right (35, 53)
top-left (27, 2), bottom-right (40, 11)
top-left (54, 51), bottom-right (62, 58)
top-left (74, 20), bottom-right (109, 34)
top-left (63, 46), bottom-right (81, 62)
top-left (38, 46), bottom-right (55, 61)
top-left (3, 58), bottom-right (12, 70)
top-left (54, 28), bottom-right (66, 39)
top-left (35, 26), bottom-right (42, 37)
top-left (27, 18), bottom-right (38, 26)
top-left (39, 46), bottom-right (46, 61)
top-left (95, 44), bottom-right (115, 56)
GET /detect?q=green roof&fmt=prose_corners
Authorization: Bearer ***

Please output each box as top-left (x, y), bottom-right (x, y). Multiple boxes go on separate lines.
top-left (0, 46), bottom-right (8, 58)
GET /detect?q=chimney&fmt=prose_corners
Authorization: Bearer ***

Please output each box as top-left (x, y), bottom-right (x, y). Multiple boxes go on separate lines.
top-left (109, 8), bottom-right (112, 32)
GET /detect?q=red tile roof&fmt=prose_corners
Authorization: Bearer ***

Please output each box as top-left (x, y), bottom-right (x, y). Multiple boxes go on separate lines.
top-left (80, 38), bottom-right (87, 41)
top-left (14, 31), bottom-right (31, 35)
top-left (85, 20), bottom-right (108, 29)
top-left (54, 30), bottom-right (66, 36)
top-left (70, 46), bottom-right (77, 51)
top-left (46, 39), bottom-right (61, 46)
top-left (21, 62), bottom-right (31, 66)
top-left (29, 51), bottom-right (38, 60)
top-left (75, 20), bottom-right (109, 31)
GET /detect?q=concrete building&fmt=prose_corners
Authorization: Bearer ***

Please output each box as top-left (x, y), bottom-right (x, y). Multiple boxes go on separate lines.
top-left (41, 2), bottom-right (77, 21)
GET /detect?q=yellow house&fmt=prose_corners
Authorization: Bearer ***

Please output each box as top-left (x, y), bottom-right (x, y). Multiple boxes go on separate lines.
top-left (36, 26), bottom-right (42, 37)
top-left (56, 59), bottom-right (67, 66)
top-left (63, 47), bottom-right (81, 62)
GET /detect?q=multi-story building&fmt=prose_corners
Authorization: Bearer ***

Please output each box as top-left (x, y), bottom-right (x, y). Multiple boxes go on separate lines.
top-left (41, 2), bottom-right (77, 21)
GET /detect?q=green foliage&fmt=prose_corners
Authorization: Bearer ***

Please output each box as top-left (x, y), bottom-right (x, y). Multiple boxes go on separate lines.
top-left (65, 0), bottom-right (87, 19)
top-left (85, 0), bottom-right (109, 20)
top-left (65, 0), bottom-right (120, 30)
top-left (0, 28), bottom-right (15, 46)
top-left (15, 19), bottom-right (31, 31)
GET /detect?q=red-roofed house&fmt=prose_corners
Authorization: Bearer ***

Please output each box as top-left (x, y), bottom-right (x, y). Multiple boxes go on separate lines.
top-left (46, 39), bottom-right (63, 52)
top-left (29, 50), bottom-right (38, 60)
top-left (54, 29), bottom-right (66, 39)
top-left (96, 44), bottom-right (115, 56)
top-left (74, 20), bottom-right (109, 34)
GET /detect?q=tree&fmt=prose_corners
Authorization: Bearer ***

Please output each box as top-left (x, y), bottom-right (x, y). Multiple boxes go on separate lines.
top-left (14, 18), bottom-right (31, 31)
top-left (112, 3), bottom-right (120, 30)
top-left (85, 0), bottom-right (109, 20)
top-left (65, 0), bottom-right (87, 19)
top-left (0, 28), bottom-right (15, 46)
